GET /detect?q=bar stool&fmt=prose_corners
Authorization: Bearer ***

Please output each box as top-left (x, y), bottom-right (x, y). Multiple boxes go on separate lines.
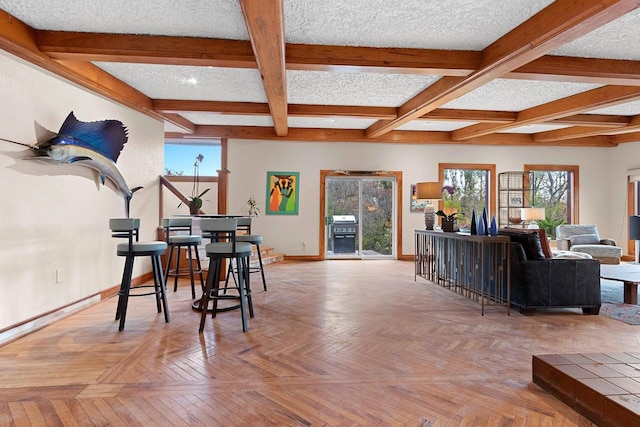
top-left (226, 216), bottom-right (267, 291)
top-left (109, 218), bottom-right (169, 331)
top-left (162, 217), bottom-right (204, 299)
top-left (198, 218), bottom-right (254, 333)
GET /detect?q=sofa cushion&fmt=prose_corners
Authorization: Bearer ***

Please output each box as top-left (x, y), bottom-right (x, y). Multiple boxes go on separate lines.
top-left (498, 228), bottom-right (546, 260)
top-left (552, 250), bottom-right (593, 259)
top-left (568, 233), bottom-right (600, 245)
top-left (534, 228), bottom-right (553, 259)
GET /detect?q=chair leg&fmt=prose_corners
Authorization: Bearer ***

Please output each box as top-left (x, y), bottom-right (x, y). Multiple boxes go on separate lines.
top-left (199, 257), bottom-right (221, 332)
top-left (193, 245), bottom-right (205, 296)
top-left (256, 244), bottom-right (267, 291)
top-left (187, 244), bottom-right (196, 299)
top-left (236, 255), bottom-right (248, 332)
top-left (173, 246), bottom-right (182, 293)
top-left (153, 254), bottom-right (170, 323)
top-left (242, 255), bottom-right (254, 319)
top-left (164, 245), bottom-right (176, 291)
top-left (118, 256), bottom-right (135, 331)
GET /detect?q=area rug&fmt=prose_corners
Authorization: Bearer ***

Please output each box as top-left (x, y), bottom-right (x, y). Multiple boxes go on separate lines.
top-left (600, 279), bottom-right (640, 325)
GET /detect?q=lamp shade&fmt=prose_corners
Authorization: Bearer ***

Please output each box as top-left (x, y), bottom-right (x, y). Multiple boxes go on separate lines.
top-left (416, 182), bottom-right (443, 200)
top-left (521, 207), bottom-right (545, 221)
top-left (630, 216), bottom-right (640, 240)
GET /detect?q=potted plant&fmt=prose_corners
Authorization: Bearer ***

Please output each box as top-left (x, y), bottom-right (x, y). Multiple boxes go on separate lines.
top-left (246, 196), bottom-right (260, 217)
top-left (178, 153), bottom-right (210, 215)
top-left (436, 210), bottom-right (459, 232)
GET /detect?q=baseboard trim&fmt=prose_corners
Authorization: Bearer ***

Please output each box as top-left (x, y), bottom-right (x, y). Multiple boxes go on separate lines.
top-left (0, 271), bottom-right (155, 347)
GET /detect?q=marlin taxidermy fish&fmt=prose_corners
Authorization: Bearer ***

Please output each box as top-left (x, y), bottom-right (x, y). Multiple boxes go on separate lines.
top-left (0, 112), bottom-right (141, 217)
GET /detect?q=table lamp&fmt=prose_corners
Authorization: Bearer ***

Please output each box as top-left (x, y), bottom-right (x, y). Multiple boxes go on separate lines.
top-left (630, 215), bottom-right (640, 263)
top-left (521, 207), bottom-right (545, 229)
top-left (416, 182), bottom-right (443, 230)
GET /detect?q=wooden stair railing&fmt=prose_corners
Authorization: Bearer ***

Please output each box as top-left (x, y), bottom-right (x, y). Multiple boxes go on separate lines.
top-left (159, 175), bottom-right (204, 223)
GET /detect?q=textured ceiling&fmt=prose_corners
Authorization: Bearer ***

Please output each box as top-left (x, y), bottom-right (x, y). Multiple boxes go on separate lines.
top-left (1, 0), bottom-right (640, 146)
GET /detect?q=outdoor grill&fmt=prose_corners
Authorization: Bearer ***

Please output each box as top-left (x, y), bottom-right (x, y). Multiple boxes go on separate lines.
top-left (331, 215), bottom-right (358, 254)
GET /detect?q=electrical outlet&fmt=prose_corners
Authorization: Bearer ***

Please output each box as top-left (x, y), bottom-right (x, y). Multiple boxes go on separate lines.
top-left (56, 268), bottom-right (63, 284)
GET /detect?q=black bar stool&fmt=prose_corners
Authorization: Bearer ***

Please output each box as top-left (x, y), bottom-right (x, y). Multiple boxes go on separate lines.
top-left (162, 217), bottom-right (204, 299)
top-left (228, 216), bottom-right (268, 291)
top-left (109, 218), bottom-right (169, 331)
top-left (198, 218), bottom-right (254, 333)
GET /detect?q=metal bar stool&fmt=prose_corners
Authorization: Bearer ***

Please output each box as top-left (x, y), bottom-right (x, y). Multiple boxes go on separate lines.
top-left (226, 216), bottom-right (268, 291)
top-left (162, 217), bottom-right (204, 299)
top-left (109, 218), bottom-right (169, 331)
top-left (198, 218), bottom-right (254, 333)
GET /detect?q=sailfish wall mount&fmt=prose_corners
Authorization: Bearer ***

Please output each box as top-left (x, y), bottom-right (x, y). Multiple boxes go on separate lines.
top-left (1, 112), bottom-right (141, 217)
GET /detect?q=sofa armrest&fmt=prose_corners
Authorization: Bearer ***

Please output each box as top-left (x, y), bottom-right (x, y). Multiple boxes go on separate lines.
top-left (556, 238), bottom-right (571, 250)
top-left (600, 238), bottom-right (617, 246)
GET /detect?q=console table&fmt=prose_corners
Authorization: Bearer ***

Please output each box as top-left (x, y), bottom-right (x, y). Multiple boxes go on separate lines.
top-left (415, 230), bottom-right (511, 315)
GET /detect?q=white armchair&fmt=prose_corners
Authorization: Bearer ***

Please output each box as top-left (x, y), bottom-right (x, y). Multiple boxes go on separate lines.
top-left (556, 224), bottom-right (622, 264)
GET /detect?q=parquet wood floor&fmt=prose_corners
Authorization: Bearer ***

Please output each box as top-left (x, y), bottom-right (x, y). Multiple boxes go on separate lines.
top-left (0, 260), bottom-right (636, 426)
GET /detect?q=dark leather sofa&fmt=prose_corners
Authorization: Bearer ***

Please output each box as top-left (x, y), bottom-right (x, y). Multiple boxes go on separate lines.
top-left (498, 228), bottom-right (601, 315)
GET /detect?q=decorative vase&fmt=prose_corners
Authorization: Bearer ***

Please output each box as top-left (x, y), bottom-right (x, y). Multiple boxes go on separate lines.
top-left (424, 203), bottom-right (435, 230)
top-left (490, 216), bottom-right (498, 236)
top-left (482, 207), bottom-right (488, 235)
top-left (470, 208), bottom-right (477, 235)
top-left (189, 201), bottom-right (199, 215)
top-left (477, 216), bottom-right (485, 235)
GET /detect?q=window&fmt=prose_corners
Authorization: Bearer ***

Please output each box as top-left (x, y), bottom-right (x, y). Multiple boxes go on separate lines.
top-left (525, 164), bottom-right (578, 239)
top-left (164, 142), bottom-right (221, 176)
top-left (438, 163), bottom-right (496, 229)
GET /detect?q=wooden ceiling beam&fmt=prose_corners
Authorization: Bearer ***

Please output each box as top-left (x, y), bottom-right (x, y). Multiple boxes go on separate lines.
top-left (163, 125), bottom-right (614, 147)
top-left (511, 55), bottom-right (640, 86)
top-left (240, 0), bottom-right (288, 136)
top-left (452, 85), bottom-right (640, 140)
top-left (153, 100), bottom-right (398, 119)
top-left (36, 30), bottom-right (640, 86)
top-left (37, 31), bottom-right (258, 68)
top-left (160, 113), bottom-right (196, 133)
top-left (364, 0), bottom-right (640, 139)
top-left (550, 113), bottom-right (630, 127)
top-left (153, 98), bottom-right (633, 130)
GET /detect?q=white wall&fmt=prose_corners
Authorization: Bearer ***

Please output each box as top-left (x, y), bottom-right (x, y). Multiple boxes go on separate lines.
top-left (0, 51), bottom-right (164, 330)
top-left (227, 139), bottom-right (627, 257)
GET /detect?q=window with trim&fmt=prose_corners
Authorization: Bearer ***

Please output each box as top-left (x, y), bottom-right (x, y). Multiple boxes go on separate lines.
top-left (438, 163), bottom-right (496, 229)
top-left (164, 142), bottom-right (221, 177)
top-left (524, 164), bottom-right (578, 239)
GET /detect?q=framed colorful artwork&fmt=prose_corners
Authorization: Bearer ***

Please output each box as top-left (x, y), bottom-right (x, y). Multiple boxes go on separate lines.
top-left (410, 184), bottom-right (428, 213)
top-left (266, 171), bottom-right (300, 215)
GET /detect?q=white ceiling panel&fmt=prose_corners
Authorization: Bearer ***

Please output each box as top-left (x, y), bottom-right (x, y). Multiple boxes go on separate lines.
top-left (284, 0), bottom-right (554, 50)
top-left (442, 79), bottom-right (603, 111)
top-left (288, 117), bottom-right (378, 129)
top-left (550, 8), bottom-right (640, 60)
top-left (499, 124), bottom-right (571, 134)
top-left (586, 100), bottom-right (640, 116)
top-left (287, 70), bottom-right (439, 106)
top-left (179, 113), bottom-right (274, 127)
top-left (0, 0), bottom-right (248, 39)
top-left (95, 63), bottom-right (268, 102)
top-left (396, 121), bottom-right (477, 131)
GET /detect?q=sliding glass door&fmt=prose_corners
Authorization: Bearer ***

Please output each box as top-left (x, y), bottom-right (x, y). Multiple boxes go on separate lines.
top-left (325, 176), bottom-right (395, 259)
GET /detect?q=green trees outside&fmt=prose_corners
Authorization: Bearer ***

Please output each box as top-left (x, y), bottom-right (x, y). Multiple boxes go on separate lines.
top-left (326, 178), bottom-right (393, 255)
top-left (531, 170), bottom-right (570, 239)
top-left (442, 169), bottom-right (489, 229)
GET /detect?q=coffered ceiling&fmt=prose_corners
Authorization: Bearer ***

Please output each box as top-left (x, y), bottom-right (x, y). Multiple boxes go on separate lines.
top-left (2, 0), bottom-right (640, 147)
